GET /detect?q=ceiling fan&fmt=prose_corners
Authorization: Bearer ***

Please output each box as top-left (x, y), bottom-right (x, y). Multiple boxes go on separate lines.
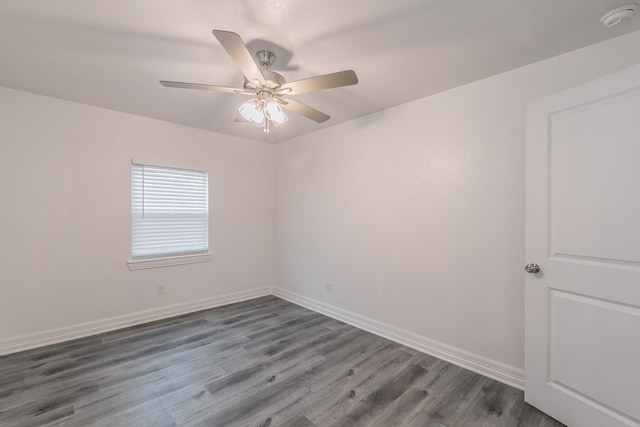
top-left (160, 30), bottom-right (359, 133)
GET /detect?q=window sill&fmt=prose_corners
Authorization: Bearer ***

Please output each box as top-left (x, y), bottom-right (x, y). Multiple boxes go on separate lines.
top-left (127, 252), bottom-right (213, 271)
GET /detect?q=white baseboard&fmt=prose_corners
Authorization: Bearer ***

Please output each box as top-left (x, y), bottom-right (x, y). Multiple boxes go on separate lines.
top-left (1, 286), bottom-right (525, 391)
top-left (272, 286), bottom-right (525, 390)
top-left (0, 286), bottom-right (271, 356)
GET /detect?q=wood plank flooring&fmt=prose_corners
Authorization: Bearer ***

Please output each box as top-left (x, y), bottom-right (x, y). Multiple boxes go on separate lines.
top-left (0, 296), bottom-right (565, 426)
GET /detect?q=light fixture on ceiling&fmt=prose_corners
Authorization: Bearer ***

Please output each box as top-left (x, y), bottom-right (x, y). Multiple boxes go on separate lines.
top-left (238, 90), bottom-right (288, 133)
top-left (160, 30), bottom-right (359, 134)
top-left (600, 4), bottom-right (638, 27)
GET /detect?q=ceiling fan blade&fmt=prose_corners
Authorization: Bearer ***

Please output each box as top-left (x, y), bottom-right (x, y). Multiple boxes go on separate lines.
top-left (212, 30), bottom-right (266, 86)
top-left (282, 99), bottom-right (330, 123)
top-left (234, 113), bottom-right (248, 122)
top-left (160, 81), bottom-right (241, 93)
top-left (280, 70), bottom-right (358, 95)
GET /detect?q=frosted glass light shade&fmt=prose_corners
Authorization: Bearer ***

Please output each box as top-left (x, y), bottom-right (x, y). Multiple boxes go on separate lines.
top-left (265, 100), bottom-right (288, 126)
top-left (239, 99), bottom-right (259, 121)
top-left (239, 97), bottom-right (287, 130)
top-left (251, 109), bottom-right (265, 126)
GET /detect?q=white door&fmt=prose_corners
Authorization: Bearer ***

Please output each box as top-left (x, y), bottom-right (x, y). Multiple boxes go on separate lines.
top-left (525, 65), bottom-right (640, 427)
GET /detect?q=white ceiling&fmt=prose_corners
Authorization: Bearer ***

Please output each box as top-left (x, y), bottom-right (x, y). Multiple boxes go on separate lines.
top-left (1, 0), bottom-right (639, 143)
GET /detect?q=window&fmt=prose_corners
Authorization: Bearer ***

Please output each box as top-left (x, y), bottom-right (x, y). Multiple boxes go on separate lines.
top-left (128, 159), bottom-right (210, 269)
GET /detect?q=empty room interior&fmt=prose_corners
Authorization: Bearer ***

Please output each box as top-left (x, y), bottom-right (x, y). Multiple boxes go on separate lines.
top-left (1, 1), bottom-right (640, 426)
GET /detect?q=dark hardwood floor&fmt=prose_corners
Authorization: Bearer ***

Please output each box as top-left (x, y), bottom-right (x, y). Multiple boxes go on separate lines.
top-left (0, 296), bottom-right (565, 426)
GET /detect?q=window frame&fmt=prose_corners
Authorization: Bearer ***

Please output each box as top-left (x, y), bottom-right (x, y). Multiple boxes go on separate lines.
top-left (127, 158), bottom-right (212, 270)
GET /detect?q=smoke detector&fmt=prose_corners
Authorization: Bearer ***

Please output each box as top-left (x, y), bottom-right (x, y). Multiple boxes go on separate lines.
top-left (600, 4), bottom-right (638, 27)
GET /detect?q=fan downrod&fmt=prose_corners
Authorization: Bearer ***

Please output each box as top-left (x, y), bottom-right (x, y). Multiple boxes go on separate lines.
top-left (246, 50), bottom-right (285, 90)
top-left (256, 50), bottom-right (275, 70)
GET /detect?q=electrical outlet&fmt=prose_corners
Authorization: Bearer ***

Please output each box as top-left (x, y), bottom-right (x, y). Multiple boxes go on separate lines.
top-left (156, 284), bottom-right (166, 296)
top-left (325, 282), bottom-right (332, 293)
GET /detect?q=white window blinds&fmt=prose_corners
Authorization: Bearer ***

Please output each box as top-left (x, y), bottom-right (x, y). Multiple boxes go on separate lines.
top-left (132, 162), bottom-right (208, 259)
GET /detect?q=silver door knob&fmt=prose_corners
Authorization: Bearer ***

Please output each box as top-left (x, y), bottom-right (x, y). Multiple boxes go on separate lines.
top-left (525, 263), bottom-right (540, 274)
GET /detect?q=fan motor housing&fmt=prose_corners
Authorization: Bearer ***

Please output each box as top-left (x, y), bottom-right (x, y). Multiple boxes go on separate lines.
top-left (244, 70), bottom-right (286, 90)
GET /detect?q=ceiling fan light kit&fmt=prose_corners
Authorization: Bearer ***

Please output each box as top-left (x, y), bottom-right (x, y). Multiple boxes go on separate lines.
top-left (160, 30), bottom-right (359, 133)
top-left (238, 94), bottom-right (289, 132)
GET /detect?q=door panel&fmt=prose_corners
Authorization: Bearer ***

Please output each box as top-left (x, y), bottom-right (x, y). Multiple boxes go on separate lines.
top-left (550, 289), bottom-right (640, 421)
top-left (525, 65), bottom-right (640, 427)
top-left (550, 91), bottom-right (640, 263)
